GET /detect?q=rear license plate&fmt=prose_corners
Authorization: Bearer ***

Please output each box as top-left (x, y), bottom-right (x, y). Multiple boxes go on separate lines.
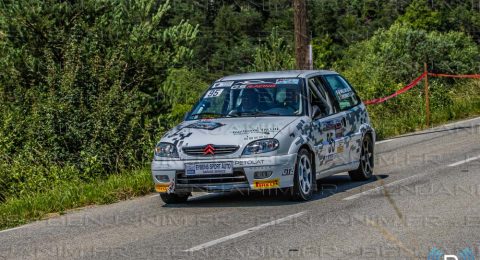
top-left (185, 162), bottom-right (233, 175)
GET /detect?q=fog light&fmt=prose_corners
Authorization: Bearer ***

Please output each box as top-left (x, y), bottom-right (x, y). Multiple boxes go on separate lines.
top-left (155, 175), bottom-right (170, 182)
top-left (254, 171), bottom-right (273, 179)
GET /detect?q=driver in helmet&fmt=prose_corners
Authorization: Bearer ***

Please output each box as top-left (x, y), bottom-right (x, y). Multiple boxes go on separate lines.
top-left (238, 89), bottom-right (260, 113)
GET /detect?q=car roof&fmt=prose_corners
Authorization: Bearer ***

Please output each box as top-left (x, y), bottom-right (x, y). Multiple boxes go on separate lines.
top-left (216, 70), bottom-right (339, 81)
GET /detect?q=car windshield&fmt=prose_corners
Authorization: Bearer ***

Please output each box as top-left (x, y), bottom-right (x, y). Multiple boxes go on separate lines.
top-left (188, 78), bottom-right (304, 120)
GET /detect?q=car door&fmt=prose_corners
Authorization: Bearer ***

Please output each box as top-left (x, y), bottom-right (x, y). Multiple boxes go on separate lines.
top-left (321, 74), bottom-right (362, 166)
top-left (307, 76), bottom-right (346, 172)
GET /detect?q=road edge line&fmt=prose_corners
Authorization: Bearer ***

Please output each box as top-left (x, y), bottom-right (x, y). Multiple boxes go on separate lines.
top-left (184, 211), bottom-right (307, 252)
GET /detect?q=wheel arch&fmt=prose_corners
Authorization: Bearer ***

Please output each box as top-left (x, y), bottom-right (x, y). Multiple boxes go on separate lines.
top-left (360, 123), bottom-right (376, 143)
top-left (297, 144), bottom-right (317, 180)
top-left (362, 129), bottom-right (375, 168)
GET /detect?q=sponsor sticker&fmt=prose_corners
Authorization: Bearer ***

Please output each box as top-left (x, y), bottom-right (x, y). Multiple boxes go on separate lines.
top-left (336, 88), bottom-right (354, 99)
top-left (322, 154), bottom-right (336, 161)
top-left (231, 84), bottom-right (247, 89)
top-left (234, 160), bottom-right (264, 166)
top-left (185, 121), bottom-right (225, 130)
top-left (155, 184), bottom-right (169, 193)
top-left (276, 78), bottom-right (299, 84)
top-left (282, 168), bottom-right (294, 176)
top-left (246, 84), bottom-right (276, 89)
top-left (185, 162), bottom-right (233, 175)
top-left (337, 145), bottom-right (344, 153)
top-left (212, 81), bottom-right (234, 88)
top-left (253, 178), bottom-right (280, 189)
top-left (232, 127), bottom-right (279, 135)
top-left (243, 135), bottom-right (269, 141)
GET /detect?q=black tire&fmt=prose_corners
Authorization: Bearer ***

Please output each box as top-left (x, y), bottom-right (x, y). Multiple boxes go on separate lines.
top-left (349, 134), bottom-right (374, 181)
top-left (290, 148), bottom-right (315, 201)
top-left (160, 192), bottom-right (191, 204)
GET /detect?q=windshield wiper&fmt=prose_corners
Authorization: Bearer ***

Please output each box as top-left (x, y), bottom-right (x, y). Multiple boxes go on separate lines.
top-left (189, 112), bottom-right (225, 119)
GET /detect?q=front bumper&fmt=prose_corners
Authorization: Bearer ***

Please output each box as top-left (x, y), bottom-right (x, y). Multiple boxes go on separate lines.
top-left (151, 154), bottom-right (297, 193)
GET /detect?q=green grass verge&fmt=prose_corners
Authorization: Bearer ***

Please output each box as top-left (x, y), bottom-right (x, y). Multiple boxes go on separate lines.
top-left (371, 89), bottom-right (480, 139)
top-left (0, 168), bottom-right (153, 230)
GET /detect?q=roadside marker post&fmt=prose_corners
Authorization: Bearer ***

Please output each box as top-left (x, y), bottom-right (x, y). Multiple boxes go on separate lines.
top-left (424, 63), bottom-right (430, 128)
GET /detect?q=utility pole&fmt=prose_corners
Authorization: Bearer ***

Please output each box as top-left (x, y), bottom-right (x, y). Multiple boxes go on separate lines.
top-left (293, 0), bottom-right (309, 70)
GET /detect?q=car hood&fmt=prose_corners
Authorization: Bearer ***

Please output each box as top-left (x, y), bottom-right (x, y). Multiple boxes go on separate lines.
top-left (161, 117), bottom-right (299, 147)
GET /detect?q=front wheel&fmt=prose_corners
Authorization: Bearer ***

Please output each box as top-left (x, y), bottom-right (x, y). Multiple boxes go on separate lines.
top-left (349, 134), bottom-right (374, 181)
top-left (291, 149), bottom-right (315, 201)
top-left (160, 192), bottom-right (191, 204)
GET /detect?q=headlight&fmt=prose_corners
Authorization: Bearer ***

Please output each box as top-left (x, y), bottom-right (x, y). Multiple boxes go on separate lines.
top-left (154, 142), bottom-right (179, 158)
top-left (242, 139), bottom-right (279, 155)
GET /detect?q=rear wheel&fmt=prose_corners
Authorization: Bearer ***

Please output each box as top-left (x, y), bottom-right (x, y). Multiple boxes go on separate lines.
top-left (160, 192), bottom-right (191, 204)
top-left (349, 134), bottom-right (374, 181)
top-left (291, 149), bottom-right (314, 201)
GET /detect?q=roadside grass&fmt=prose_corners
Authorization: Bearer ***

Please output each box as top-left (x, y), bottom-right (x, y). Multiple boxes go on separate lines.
top-left (372, 81), bottom-right (480, 139)
top-left (373, 101), bottom-right (480, 140)
top-left (431, 89), bottom-right (480, 126)
top-left (0, 168), bottom-right (153, 230)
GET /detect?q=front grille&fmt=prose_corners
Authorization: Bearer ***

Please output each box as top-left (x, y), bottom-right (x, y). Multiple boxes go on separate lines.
top-left (176, 170), bottom-right (247, 185)
top-left (182, 145), bottom-right (239, 156)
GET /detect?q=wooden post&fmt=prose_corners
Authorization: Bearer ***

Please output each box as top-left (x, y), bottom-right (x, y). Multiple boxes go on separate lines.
top-left (293, 0), bottom-right (309, 70)
top-left (424, 63), bottom-right (430, 128)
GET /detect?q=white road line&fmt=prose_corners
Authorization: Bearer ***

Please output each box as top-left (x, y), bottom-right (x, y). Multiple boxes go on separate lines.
top-left (0, 225), bottom-right (28, 234)
top-left (376, 139), bottom-right (394, 144)
top-left (448, 155), bottom-right (480, 167)
top-left (444, 116), bottom-right (480, 127)
top-left (149, 194), bottom-right (159, 198)
top-left (343, 175), bottom-right (421, 201)
top-left (184, 211), bottom-right (307, 252)
top-left (345, 154), bottom-right (480, 200)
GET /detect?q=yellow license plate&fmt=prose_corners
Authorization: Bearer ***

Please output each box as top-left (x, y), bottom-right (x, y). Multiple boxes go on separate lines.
top-left (155, 184), bottom-right (169, 193)
top-left (253, 178), bottom-right (280, 189)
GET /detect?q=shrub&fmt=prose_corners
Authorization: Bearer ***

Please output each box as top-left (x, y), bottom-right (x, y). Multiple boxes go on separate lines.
top-left (335, 23), bottom-right (480, 138)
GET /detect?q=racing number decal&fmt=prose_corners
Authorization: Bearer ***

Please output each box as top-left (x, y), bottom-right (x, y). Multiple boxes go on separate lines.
top-left (205, 89), bottom-right (223, 98)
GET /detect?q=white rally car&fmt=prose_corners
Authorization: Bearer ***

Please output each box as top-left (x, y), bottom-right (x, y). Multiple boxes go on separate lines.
top-left (152, 70), bottom-right (375, 203)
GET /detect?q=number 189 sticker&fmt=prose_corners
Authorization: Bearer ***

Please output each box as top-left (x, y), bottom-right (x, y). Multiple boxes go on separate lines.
top-left (205, 89), bottom-right (224, 98)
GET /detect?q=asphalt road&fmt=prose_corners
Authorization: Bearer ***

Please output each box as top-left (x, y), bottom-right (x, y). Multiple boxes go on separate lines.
top-left (1, 117), bottom-right (480, 260)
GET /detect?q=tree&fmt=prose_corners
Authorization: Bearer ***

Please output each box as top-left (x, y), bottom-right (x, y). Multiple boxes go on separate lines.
top-left (250, 27), bottom-right (295, 71)
top-left (209, 5), bottom-right (262, 75)
top-left (336, 23), bottom-right (479, 137)
top-left (397, 0), bottom-right (441, 30)
top-left (0, 0), bottom-right (199, 198)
